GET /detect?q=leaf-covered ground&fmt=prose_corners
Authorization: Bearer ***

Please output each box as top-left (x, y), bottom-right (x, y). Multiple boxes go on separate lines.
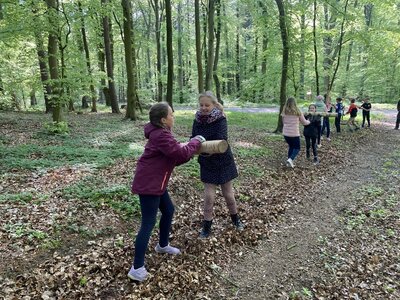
top-left (0, 111), bottom-right (398, 299)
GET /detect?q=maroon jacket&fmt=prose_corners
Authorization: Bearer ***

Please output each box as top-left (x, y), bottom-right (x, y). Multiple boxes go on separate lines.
top-left (131, 123), bottom-right (201, 195)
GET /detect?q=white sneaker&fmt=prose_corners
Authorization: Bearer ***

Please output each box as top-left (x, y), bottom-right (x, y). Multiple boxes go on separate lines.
top-left (327, 138), bottom-right (331, 142)
top-left (155, 243), bottom-right (181, 255)
top-left (286, 158), bottom-right (294, 168)
top-left (128, 266), bottom-right (148, 282)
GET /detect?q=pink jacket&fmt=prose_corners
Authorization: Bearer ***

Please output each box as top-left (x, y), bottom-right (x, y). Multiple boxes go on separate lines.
top-left (282, 113), bottom-right (310, 137)
top-left (131, 123), bottom-right (201, 195)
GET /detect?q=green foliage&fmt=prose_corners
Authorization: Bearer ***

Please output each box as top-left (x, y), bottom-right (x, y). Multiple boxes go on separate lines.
top-left (0, 192), bottom-right (34, 204)
top-left (44, 121), bottom-right (70, 135)
top-left (63, 179), bottom-right (140, 219)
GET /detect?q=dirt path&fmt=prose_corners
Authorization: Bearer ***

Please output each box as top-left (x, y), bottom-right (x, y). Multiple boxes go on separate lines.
top-left (214, 125), bottom-right (399, 299)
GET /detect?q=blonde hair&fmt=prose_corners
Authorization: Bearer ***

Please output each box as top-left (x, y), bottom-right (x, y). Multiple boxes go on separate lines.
top-left (282, 97), bottom-right (301, 116)
top-left (199, 91), bottom-right (224, 111)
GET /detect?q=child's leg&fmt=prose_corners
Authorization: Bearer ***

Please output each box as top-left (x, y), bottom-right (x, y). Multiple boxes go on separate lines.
top-left (362, 113), bottom-right (366, 127)
top-left (305, 136), bottom-right (311, 157)
top-left (367, 112), bottom-right (371, 127)
top-left (335, 116), bottom-right (341, 133)
top-left (221, 180), bottom-right (237, 215)
top-left (134, 195), bottom-right (161, 268)
top-left (289, 136), bottom-right (300, 160)
top-left (158, 190), bottom-right (175, 247)
top-left (317, 125), bottom-right (322, 145)
top-left (326, 118), bottom-right (331, 138)
top-left (203, 183), bottom-right (217, 221)
top-left (311, 137), bottom-right (318, 158)
top-left (284, 136), bottom-right (294, 158)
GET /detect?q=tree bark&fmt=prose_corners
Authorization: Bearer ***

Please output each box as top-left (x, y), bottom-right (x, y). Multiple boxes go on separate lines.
top-left (235, 4), bottom-right (240, 95)
top-left (78, 1), bottom-right (97, 112)
top-left (205, 0), bottom-right (215, 91)
top-left (121, 0), bottom-right (138, 120)
top-left (101, 0), bottom-right (120, 113)
top-left (150, 0), bottom-right (163, 102)
top-left (313, 0), bottom-right (320, 95)
top-left (46, 0), bottom-right (62, 122)
top-left (275, 0), bottom-right (289, 133)
top-left (213, 0), bottom-right (222, 103)
top-left (299, 2), bottom-right (306, 100)
top-left (165, 0), bottom-right (173, 108)
top-left (195, 0), bottom-right (204, 93)
top-left (177, 1), bottom-right (184, 103)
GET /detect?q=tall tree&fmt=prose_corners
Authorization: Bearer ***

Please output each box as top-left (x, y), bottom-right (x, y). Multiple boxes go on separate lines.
top-left (78, 1), bottom-right (97, 112)
top-left (177, 0), bottom-right (184, 103)
top-left (195, 0), bottom-right (204, 93)
top-left (165, 0), bottom-right (173, 107)
top-left (101, 0), bottom-right (120, 113)
top-left (150, 0), bottom-right (163, 102)
top-left (205, 0), bottom-right (215, 91)
top-left (312, 0), bottom-right (320, 95)
top-left (213, 0), bottom-right (222, 102)
top-left (275, 0), bottom-right (289, 133)
top-left (359, 3), bottom-right (373, 97)
top-left (121, 0), bottom-right (138, 120)
top-left (46, 0), bottom-right (62, 122)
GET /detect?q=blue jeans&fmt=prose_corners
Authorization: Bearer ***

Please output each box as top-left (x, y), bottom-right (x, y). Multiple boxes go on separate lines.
top-left (284, 136), bottom-right (300, 161)
top-left (134, 190), bottom-right (175, 268)
top-left (322, 117), bottom-right (330, 138)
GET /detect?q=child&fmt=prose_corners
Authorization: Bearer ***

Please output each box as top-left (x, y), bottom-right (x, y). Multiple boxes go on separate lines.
top-left (191, 91), bottom-right (243, 238)
top-left (128, 102), bottom-right (204, 282)
top-left (321, 94), bottom-right (333, 141)
top-left (304, 104), bottom-right (321, 164)
top-left (314, 95), bottom-right (327, 147)
top-left (281, 97), bottom-right (310, 168)
top-left (360, 97), bottom-right (372, 128)
top-left (346, 98), bottom-right (360, 131)
top-left (335, 97), bottom-right (344, 133)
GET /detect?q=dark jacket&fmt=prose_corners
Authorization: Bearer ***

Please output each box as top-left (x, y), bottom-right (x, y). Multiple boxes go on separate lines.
top-left (131, 123), bottom-right (201, 195)
top-left (191, 113), bottom-right (238, 184)
top-left (303, 114), bottom-right (321, 138)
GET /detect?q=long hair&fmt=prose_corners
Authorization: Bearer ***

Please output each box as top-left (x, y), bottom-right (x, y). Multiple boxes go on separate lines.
top-left (282, 97), bottom-right (301, 116)
top-left (198, 91), bottom-right (224, 111)
top-left (149, 102), bottom-right (169, 128)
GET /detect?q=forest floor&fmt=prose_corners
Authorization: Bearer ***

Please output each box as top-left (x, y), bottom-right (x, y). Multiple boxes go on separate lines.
top-left (0, 109), bottom-right (399, 299)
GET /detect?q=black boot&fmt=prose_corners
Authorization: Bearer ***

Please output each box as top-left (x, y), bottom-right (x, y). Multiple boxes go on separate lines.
top-left (200, 220), bottom-right (212, 238)
top-left (230, 214), bottom-right (244, 231)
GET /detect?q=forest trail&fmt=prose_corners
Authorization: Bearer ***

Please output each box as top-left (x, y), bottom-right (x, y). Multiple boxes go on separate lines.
top-left (214, 124), bottom-right (400, 299)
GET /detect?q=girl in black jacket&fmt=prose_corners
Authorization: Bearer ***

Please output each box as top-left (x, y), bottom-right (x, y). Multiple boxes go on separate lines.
top-left (304, 104), bottom-right (321, 164)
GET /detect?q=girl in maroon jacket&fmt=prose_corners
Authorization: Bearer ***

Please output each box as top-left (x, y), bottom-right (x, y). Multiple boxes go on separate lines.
top-left (128, 102), bottom-right (204, 282)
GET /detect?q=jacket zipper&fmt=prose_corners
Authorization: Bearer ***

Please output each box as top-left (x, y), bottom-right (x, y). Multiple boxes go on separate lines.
top-left (160, 171), bottom-right (168, 191)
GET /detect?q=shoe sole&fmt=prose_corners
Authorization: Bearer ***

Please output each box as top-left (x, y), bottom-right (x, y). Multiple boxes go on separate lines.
top-left (128, 273), bottom-right (147, 282)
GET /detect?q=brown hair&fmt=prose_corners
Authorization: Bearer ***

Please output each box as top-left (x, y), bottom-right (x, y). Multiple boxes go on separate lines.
top-left (199, 91), bottom-right (224, 111)
top-left (282, 97), bottom-right (301, 116)
top-left (149, 102), bottom-right (169, 128)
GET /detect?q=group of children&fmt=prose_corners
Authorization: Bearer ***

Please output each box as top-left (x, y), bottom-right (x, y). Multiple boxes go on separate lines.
top-left (127, 91), bottom-right (378, 282)
top-left (128, 91), bottom-right (243, 282)
top-left (282, 95), bottom-right (372, 168)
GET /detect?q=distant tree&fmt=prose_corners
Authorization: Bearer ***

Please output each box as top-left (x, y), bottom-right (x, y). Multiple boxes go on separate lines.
top-left (275, 0), bottom-right (289, 133)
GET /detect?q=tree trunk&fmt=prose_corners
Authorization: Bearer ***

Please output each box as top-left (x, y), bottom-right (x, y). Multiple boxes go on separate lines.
top-left (30, 90), bottom-right (37, 106)
top-left (177, 1), bottom-right (184, 103)
top-left (205, 0), bottom-right (215, 91)
top-left (328, 0), bottom-right (349, 95)
top-left (31, 3), bottom-right (52, 113)
top-left (213, 0), bottom-right (222, 103)
top-left (151, 0), bottom-right (163, 102)
top-left (313, 0), bottom-right (320, 95)
top-left (359, 3), bottom-right (373, 97)
top-left (275, 0), bottom-right (289, 133)
top-left (165, 0), bottom-right (173, 108)
top-left (299, 4), bottom-right (305, 100)
top-left (46, 0), bottom-right (62, 122)
top-left (101, 0), bottom-right (119, 113)
top-left (79, 1), bottom-right (97, 112)
top-left (97, 39), bottom-right (107, 104)
top-left (121, 0), bottom-right (137, 120)
top-left (235, 4), bottom-right (240, 95)
top-left (195, 0), bottom-right (204, 93)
